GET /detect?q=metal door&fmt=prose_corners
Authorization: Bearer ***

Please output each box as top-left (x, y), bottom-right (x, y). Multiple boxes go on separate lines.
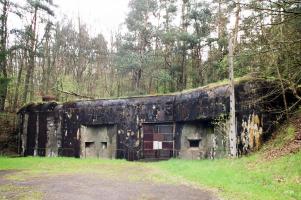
top-left (143, 124), bottom-right (174, 159)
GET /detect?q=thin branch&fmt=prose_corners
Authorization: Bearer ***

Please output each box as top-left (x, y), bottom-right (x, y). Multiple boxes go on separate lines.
top-left (235, 2), bottom-right (301, 15)
top-left (55, 88), bottom-right (95, 100)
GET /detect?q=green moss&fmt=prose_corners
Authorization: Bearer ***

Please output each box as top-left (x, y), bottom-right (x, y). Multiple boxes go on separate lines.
top-left (18, 75), bottom-right (270, 110)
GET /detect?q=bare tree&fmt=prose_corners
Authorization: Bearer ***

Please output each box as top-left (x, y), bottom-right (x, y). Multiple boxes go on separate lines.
top-left (0, 0), bottom-right (9, 111)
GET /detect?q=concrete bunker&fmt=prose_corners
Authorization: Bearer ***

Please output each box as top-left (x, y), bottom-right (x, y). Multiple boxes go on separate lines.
top-left (178, 121), bottom-right (225, 160)
top-left (17, 79), bottom-right (294, 161)
top-left (80, 125), bottom-right (117, 158)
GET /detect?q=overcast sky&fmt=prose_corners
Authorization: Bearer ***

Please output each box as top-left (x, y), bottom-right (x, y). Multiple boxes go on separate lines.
top-left (8, 0), bottom-right (240, 46)
top-left (54, 0), bottom-right (130, 39)
top-left (9, 0), bottom-right (130, 41)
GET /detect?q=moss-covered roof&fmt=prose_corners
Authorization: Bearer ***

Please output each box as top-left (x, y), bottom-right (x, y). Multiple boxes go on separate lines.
top-left (19, 76), bottom-right (269, 112)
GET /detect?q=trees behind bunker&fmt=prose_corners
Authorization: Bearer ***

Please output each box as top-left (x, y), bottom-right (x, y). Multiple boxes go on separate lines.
top-left (0, 0), bottom-right (300, 160)
top-left (1, 0), bottom-right (300, 110)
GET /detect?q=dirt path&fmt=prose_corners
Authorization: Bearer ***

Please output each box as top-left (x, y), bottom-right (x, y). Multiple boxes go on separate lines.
top-left (0, 170), bottom-right (218, 200)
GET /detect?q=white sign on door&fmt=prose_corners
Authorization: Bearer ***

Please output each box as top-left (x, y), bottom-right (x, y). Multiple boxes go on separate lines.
top-left (153, 141), bottom-right (162, 150)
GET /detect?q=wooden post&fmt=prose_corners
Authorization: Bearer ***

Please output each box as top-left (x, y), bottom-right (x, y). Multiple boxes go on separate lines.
top-left (228, 37), bottom-right (237, 157)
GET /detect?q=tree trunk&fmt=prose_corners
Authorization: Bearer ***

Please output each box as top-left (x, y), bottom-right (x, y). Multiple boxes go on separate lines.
top-left (228, 37), bottom-right (237, 157)
top-left (179, 0), bottom-right (188, 90)
top-left (217, 0), bottom-right (222, 52)
top-left (276, 65), bottom-right (289, 119)
top-left (12, 49), bottom-right (24, 111)
top-left (233, 0), bottom-right (241, 51)
top-left (43, 22), bottom-right (52, 95)
top-left (23, 6), bottom-right (38, 104)
top-left (0, 0), bottom-right (8, 111)
top-left (276, 8), bottom-right (289, 120)
top-left (228, 0), bottom-right (240, 158)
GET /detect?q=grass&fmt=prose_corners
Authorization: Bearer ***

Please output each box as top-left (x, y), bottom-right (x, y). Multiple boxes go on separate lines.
top-left (0, 153), bottom-right (300, 200)
top-left (150, 111), bottom-right (301, 200)
top-left (0, 157), bottom-right (130, 179)
top-left (263, 124), bottom-right (296, 149)
top-left (0, 111), bottom-right (300, 200)
top-left (151, 152), bottom-right (301, 200)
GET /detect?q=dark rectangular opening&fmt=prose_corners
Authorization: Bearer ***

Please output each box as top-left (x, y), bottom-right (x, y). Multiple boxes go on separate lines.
top-left (101, 142), bottom-right (107, 149)
top-left (85, 142), bottom-right (95, 148)
top-left (189, 139), bottom-right (200, 148)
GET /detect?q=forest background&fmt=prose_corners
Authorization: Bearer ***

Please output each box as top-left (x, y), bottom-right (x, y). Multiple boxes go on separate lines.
top-left (0, 0), bottom-right (300, 112)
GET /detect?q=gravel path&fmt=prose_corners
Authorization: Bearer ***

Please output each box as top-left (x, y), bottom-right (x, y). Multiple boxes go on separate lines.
top-left (0, 169), bottom-right (218, 200)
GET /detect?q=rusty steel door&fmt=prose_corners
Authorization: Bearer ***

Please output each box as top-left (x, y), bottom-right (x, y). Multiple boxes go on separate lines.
top-left (143, 124), bottom-right (174, 159)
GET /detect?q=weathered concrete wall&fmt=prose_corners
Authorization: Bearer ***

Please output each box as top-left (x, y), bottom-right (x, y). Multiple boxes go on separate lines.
top-left (21, 114), bottom-right (28, 155)
top-left (18, 79), bottom-right (295, 160)
top-left (177, 121), bottom-right (228, 159)
top-left (80, 125), bottom-right (117, 159)
top-left (46, 114), bottom-right (57, 157)
top-left (179, 122), bottom-right (214, 159)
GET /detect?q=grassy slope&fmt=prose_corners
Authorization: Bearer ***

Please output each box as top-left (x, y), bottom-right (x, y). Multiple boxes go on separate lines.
top-left (0, 110), bottom-right (300, 200)
top-left (151, 152), bottom-right (301, 200)
top-left (152, 109), bottom-right (301, 200)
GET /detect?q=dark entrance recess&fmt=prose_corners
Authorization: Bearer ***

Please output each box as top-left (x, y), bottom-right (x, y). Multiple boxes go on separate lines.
top-left (101, 142), bottom-right (107, 149)
top-left (142, 123), bottom-right (174, 160)
top-left (85, 142), bottom-right (96, 157)
top-left (189, 139), bottom-right (200, 148)
top-left (25, 113), bottom-right (37, 156)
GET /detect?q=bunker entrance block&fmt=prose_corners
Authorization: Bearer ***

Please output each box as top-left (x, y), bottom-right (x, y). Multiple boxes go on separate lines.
top-left (80, 125), bottom-right (117, 159)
